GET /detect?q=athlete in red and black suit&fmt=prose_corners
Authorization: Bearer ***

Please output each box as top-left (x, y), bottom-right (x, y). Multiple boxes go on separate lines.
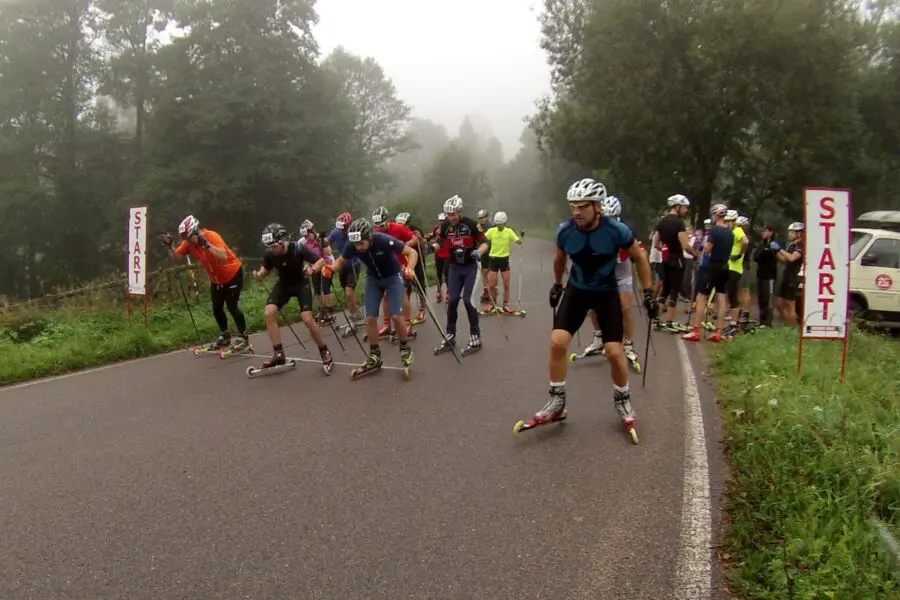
top-left (430, 194), bottom-right (489, 357)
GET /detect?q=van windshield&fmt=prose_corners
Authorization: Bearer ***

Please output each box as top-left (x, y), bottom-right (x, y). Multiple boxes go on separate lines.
top-left (850, 231), bottom-right (872, 260)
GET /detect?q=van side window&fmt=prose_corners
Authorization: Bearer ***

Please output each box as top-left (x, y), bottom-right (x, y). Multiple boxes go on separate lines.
top-left (861, 239), bottom-right (900, 269)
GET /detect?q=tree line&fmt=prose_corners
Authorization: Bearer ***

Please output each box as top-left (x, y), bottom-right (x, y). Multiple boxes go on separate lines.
top-left (2, 0), bottom-right (898, 301)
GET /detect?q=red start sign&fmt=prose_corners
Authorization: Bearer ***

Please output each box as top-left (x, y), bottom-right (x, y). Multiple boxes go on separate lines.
top-left (876, 274), bottom-right (893, 290)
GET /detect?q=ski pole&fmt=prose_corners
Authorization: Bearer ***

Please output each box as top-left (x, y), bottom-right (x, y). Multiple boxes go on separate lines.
top-left (485, 268), bottom-right (509, 343)
top-left (330, 274), bottom-right (366, 356)
top-left (309, 277), bottom-right (346, 353)
top-left (642, 311), bottom-right (654, 389)
top-left (413, 276), bottom-right (461, 364)
top-left (176, 270), bottom-right (203, 345)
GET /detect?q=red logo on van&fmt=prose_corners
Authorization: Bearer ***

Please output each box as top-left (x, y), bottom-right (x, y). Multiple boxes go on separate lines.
top-left (875, 274), bottom-right (893, 290)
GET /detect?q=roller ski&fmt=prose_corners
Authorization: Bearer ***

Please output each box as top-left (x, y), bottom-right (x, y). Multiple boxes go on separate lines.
top-left (219, 335), bottom-right (253, 359)
top-left (363, 321), bottom-right (391, 343)
top-left (513, 387), bottom-right (568, 434)
top-left (615, 389), bottom-right (639, 444)
top-left (409, 308), bottom-right (426, 327)
top-left (433, 333), bottom-right (456, 356)
top-left (350, 347), bottom-right (383, 380)
top-left (246, 349), bottom-right (296, 378)
top-left (498, 305), bottom-right (526, 318)
top-left (399, 342), bottom-right (413, 380)
top-left (623, 341), bottom-right (642, 374)
top-left (569, 333), bottom-right (605, 362)
top-left (192, 333), bottom-right (232, 357)
top-left (479, 303), bottom-right (499, 316)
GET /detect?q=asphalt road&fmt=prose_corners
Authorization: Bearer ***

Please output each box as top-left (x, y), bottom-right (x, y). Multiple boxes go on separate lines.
top-left (0, 238), bottom-right (730, 600)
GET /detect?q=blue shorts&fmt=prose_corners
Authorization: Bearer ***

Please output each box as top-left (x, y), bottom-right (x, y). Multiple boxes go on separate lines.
top-left (364, 273), bottom-right (405, 318)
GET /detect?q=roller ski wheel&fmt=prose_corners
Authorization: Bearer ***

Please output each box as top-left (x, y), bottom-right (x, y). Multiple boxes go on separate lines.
top-left (246, 359), bottom-right (296, 378)
top-left (460, 343), bottom-right (481, 357)
top-left (500, 308), bottom-right (527, 318)
top-left (626, 423), bottom-right (639, 444)
top-left (569, 347), bottom-right (604, 362)
top-left (388, 329), bottom-right (418, 344)
top-left (513, 409), bottom-right (568, 434)
top-left (410, 315), bottom-right (426, 327)
top-left (479, 307), bottom-right (498, 316)
top-left (192, 340), bottom-right (227, 357)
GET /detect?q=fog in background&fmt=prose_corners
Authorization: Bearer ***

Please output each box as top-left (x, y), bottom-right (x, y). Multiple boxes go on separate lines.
top-left (313, 0), bottom-right (551, 160)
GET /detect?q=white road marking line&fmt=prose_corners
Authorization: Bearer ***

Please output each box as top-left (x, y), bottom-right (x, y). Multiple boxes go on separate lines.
top-left (674, 339), bottom-right (712, 600)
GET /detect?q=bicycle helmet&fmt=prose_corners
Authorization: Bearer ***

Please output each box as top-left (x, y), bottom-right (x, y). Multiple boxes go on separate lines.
top-left (703, 218), bottom-right (712, 226)
top-left (335, 211), bottom-right (352, 229)
top-left (493, 211), bottom-right (508, 225)
top-left (372, 206), bottom-right (389, 225)
top-left (788, 222), bottom-right (804, 231)
top-left (437, 212), bottom-right (446, 221)
top-left (347, 218), bottom-right (373, 242)
top-left (667, 194), bottom-right (690, 207)
top-left (477, 209), bottom-right (489, 220)
top-left (566, 178), bottom-right (606, 203)
top-left (602, 195), bottom-right (622, 217)
top-left (395, 212), bottom-right (411, 225)
top-left (710, 203), bottom-right (728, 217)
top-left (261, 223), bottom-right (288, 246)
top-left (736, 215), bottom-right (750, 227)
top-left (725, 210), bottom-right (738, 221)
top-left (178, 215), bottom-right (200, 240)
top-left (443, 195), bottom-right (463, 214)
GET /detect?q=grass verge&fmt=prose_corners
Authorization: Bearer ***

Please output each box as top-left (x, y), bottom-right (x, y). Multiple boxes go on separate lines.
top-left (0, 260), bottom-right (437, 387)
top-left (710, 327), bottom-right (900, 598)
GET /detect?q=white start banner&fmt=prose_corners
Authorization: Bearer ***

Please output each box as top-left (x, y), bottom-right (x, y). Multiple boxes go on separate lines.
top-left (128, 206), bottom-right (148, 296)
top-left (801, 188), bottom-right (850, 340)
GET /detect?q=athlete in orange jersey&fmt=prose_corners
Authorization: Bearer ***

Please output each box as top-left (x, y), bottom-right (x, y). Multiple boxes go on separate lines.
top-left (161, 215), bottom-right (249, 353)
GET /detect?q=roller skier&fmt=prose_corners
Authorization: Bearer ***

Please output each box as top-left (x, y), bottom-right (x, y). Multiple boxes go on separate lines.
top-left (513, 178), bottom-right (657, 444)
top-left (394, 212), bottom-right (428, 326)
top-left (427, 213), bottom-right (451, 303)
top-left (572, 195), bottom-right (641, 372)
top-left (371, 206), bottom-right (418, 341)
top-left (161, 215), bottom-right (251, 356)
top-left (251, 223), bottom-right (334, 375)
top-left (319, 218), bottom-right (419, 379)
top-left (324, 211), bottom-right (365, 336)
top-left (481, 210), bottom-right (524, 316)
top-left (430, 195), bottom-right (490, 358)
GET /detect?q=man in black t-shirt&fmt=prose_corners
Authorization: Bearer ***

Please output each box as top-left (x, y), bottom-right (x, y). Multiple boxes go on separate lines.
top-left (774, 221), bottom-right (805, 327)
top-left (652, 194), bottom-right (698, 332)
top-left (753, 224), bottom-right (779, 326)
top-left (252, 222), bottom-right (334, 370)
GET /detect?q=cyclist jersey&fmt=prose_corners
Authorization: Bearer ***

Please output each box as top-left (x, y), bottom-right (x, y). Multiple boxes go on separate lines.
top-left (556, 217), bottom-right (635, 292)
top-left (484, 226), bottom-right (520, 258)
top-left (375, 222), bottom-right (414, 267)
top-left (437, 217), bottom-right (485, 266)
top-left (729, 226), bottom-right (747, 273)
top-left (341, 232), bottom-right (405, 279)
top-left (326, 228), bottom-right (359, 267)
top-left (262, 241), bottom-right (320, 287)
top-left (175, 229), bottom-right (242, 285)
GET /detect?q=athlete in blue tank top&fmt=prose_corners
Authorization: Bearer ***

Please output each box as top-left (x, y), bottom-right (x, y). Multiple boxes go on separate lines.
top-left (519, 178), bottom-right (658, 443)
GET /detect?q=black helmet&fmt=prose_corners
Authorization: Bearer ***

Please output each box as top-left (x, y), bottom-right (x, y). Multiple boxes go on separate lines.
top-left (371, 206), bottom-right (389, 226)
top-left (261, 223), bottom-right (288, 246)
top-left (347, 218), bottom-right (373, 241)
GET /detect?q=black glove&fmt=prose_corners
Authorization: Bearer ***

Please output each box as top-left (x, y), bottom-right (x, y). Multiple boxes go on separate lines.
top-left (643, 288), bottom-right (659, 320)
top-left (549, 283), bottom-right (564, 308)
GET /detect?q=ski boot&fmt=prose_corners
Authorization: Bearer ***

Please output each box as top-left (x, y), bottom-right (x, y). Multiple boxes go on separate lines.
top-left (723, 323), bottom-right (739, 340)
top-left (682, 326), bottom-right (704, 342)
top-left (623, 339), bottom-right (641, 373)
top-left (460, 334), bottom-right (482, 357)
top-left (389, 324), bottom-right (418, 344)
top-left (570, 332), bottom-right (604, 362)
top-left (219, 334), bottom-right (253, 359)
top-left (433, 333), bottom-right (456, 356)
top-left (350, 347), bottom-right (384, 380)
top-left (399, 341), bottom-right (414, 380)
top-left (479, 303), bottom-right (498, 316)
top-left (500, 304), bottom-right (527, 318)
top-left (320, 346), bottom-right (334, 376)
top-left (194, 332), bottom-right (231, 356)
top-left (614, 388), bottom-right (639, 444)
top-left (246, 349), bottom-right (295, 378)
top-left (513, 385), bottom-right (568, 433)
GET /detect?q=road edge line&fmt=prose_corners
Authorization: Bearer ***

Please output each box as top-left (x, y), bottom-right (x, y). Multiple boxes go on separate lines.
top-left (673, 338), bottom-right (712, 600)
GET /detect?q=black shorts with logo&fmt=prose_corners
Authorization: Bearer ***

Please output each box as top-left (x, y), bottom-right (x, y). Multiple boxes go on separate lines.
top-left (267, 280), bottom-right (313, 312)
top-left (701, 261), bottom-right (729, 296)
top-left (488, 256), bottom-right (510, 272)
top-left (553, 284), bottom-right (624, 344)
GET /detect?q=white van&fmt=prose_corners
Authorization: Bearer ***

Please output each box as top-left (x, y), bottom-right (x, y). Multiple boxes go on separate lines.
top-left (849, 211), bottom-right (900, 330)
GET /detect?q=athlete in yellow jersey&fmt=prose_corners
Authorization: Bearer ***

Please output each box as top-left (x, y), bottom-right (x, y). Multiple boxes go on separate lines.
top-left (724, 209), bottom-right (748, 337)
top-left (483, 211), bottom-right (523, 315)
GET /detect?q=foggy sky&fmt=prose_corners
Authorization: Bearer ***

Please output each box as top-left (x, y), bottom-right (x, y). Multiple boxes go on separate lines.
top-left (312, 0), bottom-right (552, 161)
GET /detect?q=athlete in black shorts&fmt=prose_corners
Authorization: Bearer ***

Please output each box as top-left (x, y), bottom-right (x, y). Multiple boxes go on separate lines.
top-left (775, 222), bottom-right (805, 327)
top-left (683, 204), bottom-right (734, 343)
top-left (652, 194), bottom-right (698, 332)
top-left (395, 212), bottom-right (428, 324)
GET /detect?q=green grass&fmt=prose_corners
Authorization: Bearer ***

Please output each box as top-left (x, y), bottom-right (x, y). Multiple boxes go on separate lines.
top-left (0, 259), bottom-right (438, 386)
top-left (710, 328), bottom-right (900, 599)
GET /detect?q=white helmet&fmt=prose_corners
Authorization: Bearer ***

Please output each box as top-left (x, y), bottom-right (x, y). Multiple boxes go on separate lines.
top-left (395, 212), bottom-right (410, 225)
top-left (602, 195), bottom-right (622, 217)
top-left (710, 203), bottom-right (728, 217)
top-left (477, 209), bottom-right (489, 219)
top-left (724, 210), bottom-right (738, 221)
top-left (667, 194), bottom-right (690, 207)
top-left (788, 222), bottom-right (805, 231)
top-left (736, 215), bottom-right (750, 227)
top-left (443, 194), bottom-right (463, 214)
top-left (493, 211), bottom-right (508, 225)
top-left (437, 212), bottom-right (446, 221)
top-left (300, 219), bottom-right (314, 232)
top-left (178, 215), bottom-right (200, 240)
top-left (703, 218), bottom-right (712, 226)
top-left (566, 178), bottom-right (607, 203)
